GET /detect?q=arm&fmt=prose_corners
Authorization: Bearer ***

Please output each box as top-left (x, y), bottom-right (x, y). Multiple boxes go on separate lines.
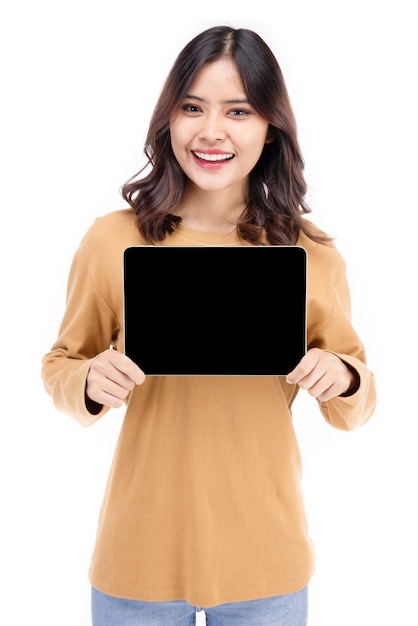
top-left (41, 241), bottom-right (144, 426)
top-left (286, 241), bottom-right (377, 431)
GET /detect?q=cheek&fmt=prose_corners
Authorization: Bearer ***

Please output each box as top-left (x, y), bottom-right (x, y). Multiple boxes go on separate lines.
top-left (244, 135), bottom-right (268, 168)
top-left (169, 123), bottom-right (190, 159)
top-left (242, 124), bottom-right (269, 153)
top-left (169, 130), bottom-right (183, 165)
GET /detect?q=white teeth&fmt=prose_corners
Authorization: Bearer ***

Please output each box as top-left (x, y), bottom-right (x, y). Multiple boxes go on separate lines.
top-left (194, 151), bottom-right (234, 162)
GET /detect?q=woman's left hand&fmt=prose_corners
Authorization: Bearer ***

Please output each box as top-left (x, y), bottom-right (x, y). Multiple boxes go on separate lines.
top-left (286, 348), bottom-right (358, 401)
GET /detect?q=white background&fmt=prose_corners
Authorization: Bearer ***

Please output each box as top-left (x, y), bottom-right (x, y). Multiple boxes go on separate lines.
top-left (1, 1), bottom-right (417, 624)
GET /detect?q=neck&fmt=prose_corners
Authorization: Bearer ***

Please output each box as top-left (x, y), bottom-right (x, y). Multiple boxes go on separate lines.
top-left (175, 187), bottom-right (245, 233)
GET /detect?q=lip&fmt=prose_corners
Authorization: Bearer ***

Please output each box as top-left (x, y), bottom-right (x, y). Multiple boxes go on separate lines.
top-left (191, 150), bottom-right (235, 168)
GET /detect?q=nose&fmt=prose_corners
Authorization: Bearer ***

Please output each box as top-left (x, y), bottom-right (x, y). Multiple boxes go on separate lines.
top-left (198, 112), bottom-right (226, 143)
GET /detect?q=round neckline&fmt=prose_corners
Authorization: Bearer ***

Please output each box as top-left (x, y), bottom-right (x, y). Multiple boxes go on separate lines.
top-left (173, 223), bottom-right (242, 245)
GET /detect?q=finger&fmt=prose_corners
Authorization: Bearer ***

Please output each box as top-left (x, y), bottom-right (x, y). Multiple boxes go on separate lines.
top-left (86, 368), bottom-right (130, 404)
top-left (315, 382), bottom-right (342, 402)
top-left (286, 349), bottom-right (321, 385)
top-left (316, 389), bottom-right (334, 402)
top-left (304, 375), bottom-right (334, 399)
top-left (105, 350), bottom-right (146, 386)
top-left (87, 366), bottom-right (140, 407)
top-left (89, 388), bottom-right (125, 409)
top-left (107, 351), bottom-right (145, 383)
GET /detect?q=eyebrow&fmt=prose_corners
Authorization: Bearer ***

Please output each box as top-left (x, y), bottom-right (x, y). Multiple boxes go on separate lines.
top-left (184, 93), bottom-right (250, 105)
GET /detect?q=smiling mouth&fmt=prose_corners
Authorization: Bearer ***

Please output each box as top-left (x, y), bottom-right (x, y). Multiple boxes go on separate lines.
top-left (193, 151), bottom-right (234, 162)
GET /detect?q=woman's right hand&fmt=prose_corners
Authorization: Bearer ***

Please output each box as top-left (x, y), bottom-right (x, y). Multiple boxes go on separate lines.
top-left (86, 348), bottom-right (146, 409)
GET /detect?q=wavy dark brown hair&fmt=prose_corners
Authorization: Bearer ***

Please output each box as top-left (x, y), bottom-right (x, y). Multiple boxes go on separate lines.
top-left (121, 25), bottom-right (332, 246)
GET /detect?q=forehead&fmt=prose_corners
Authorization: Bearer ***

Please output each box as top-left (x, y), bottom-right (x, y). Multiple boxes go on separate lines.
top-left (187, 58), bottom-right (246, 99)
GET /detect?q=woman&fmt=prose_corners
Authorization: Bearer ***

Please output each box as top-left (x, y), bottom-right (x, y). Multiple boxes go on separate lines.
top-left (41, 25), bottom-right (376, 626)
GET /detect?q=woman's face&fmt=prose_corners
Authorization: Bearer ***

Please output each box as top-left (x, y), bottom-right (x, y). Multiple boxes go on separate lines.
top-left (169, 58), bottom-right (270, 195)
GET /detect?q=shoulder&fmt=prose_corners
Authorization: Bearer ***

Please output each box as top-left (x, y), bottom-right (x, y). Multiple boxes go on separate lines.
top-left (77, 208), bottom-right (144, 260)
top-left (69, 208), bottom-right (146, 293)
top-left (82, 208), bottom-right (141, 243)
top-left (297, 219), bottom-right (346, 279)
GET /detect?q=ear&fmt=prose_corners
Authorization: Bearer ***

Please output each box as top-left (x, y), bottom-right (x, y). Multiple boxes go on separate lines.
top-left (265, 126), bottom-right (275, 144)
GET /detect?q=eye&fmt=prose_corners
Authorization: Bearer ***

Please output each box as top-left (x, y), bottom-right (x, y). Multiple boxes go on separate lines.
top-left (228, 108), bottom-right (251, 117)
top-left (181, 103), bottom-right (202, 114)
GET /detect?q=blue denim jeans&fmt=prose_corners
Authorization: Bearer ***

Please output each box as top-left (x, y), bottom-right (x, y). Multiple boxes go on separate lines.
top-left (91, 586), bottom-right (308, 626)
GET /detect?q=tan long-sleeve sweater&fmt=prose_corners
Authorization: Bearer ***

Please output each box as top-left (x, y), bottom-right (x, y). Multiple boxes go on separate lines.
top-left (41, 208), bottom-right (376, 606)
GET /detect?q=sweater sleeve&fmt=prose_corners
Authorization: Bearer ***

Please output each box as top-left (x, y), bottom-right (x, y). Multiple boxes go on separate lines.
top-left (305, 245), bottom-right (377, 431)
top-left (41, 249), bottom-right (118, 427)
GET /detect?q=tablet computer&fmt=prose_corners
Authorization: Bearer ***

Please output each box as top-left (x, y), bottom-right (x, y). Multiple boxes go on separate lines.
top-left (123, 245), bottom-right (306, 375)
